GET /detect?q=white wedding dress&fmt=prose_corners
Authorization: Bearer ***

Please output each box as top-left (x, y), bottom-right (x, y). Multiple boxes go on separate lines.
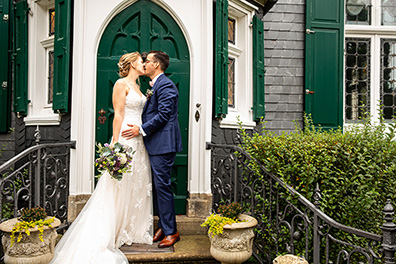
top-left (50, 80), bottom-right (153, 264)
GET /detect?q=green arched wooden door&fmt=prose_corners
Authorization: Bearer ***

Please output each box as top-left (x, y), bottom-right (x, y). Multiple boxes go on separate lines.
top-left (96, 0), bottom-right (190, 214)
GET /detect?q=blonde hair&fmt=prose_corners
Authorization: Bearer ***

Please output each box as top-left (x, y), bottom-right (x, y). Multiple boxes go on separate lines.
top-left (118, 52), bottom-right (141, 77)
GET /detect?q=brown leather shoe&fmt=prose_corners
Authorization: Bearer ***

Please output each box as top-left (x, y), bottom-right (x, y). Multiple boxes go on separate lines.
top-left (158, 231), bottom-right (180, 248)
top-left (153, 228), bottom-right (165, 242)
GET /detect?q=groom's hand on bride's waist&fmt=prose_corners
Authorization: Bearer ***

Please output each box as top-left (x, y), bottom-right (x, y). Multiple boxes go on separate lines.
top-left (121, 124), bottom-right (140, 139)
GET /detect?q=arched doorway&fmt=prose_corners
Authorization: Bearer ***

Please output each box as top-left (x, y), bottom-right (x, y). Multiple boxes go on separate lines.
top-left (95, 0), bottom-right (190, 214)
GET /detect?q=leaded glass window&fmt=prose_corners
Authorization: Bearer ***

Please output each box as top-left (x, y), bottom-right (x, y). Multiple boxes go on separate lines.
top-left (48, 51), bottom-right (54, 104)
top-left (228, 18), bottom-right (235, 44)
top-left (381, 39), bottom-right (396, 119)
top-left (345, 38), bottom-right (371, 121)
top-left (346, 0), bottom-right (372, 25)
top-left (228, 58), bottom-right (235, 107)
top-left (382, 0), bottom-right (396, 25)
top-left (49, 8), bottom-right (55, 36)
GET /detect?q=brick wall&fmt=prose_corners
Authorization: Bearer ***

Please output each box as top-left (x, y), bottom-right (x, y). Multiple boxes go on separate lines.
top-left (263, 0), bottom-right (305, 134)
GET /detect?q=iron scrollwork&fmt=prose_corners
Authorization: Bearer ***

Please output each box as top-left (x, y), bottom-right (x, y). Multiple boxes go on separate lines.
top-left (207, 139), bottom-right (395, 264)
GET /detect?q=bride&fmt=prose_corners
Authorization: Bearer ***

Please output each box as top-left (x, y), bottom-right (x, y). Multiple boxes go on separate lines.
top-left (50, 52), bottom-right (153, 264)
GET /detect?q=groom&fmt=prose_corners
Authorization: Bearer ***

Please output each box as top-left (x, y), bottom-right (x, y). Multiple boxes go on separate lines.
top-left (121, 51), bottom-right (182, 248)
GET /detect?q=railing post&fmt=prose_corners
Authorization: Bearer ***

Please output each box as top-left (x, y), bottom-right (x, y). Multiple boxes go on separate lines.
top-left (233, 153), bottom-right (238, 202)
top-left (313, 183), bottom-right (322, 264)
top-left (381, 199), bottom-right (396, 264)
top-left (34, 126), bottom-right (41, 207)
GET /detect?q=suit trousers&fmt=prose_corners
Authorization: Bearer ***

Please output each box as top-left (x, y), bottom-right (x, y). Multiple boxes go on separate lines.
top-left (149, 152), bottom-right (177, 236)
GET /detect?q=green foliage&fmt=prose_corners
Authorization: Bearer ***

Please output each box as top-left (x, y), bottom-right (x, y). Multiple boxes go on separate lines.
top-left (239, 113), bottom-right (396, 260)
top-left (19, 206), bottom-right (47, 222)
top-left (1, 169), bottom-right (24, 220)
top-left (218, 202), bottom-right (243, 220)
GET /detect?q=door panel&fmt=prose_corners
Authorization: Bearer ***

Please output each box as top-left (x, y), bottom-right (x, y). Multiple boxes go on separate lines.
top-left (96, 0), bottom-right (190, 214)
top-left (305, 0), bottom-right (344, 129)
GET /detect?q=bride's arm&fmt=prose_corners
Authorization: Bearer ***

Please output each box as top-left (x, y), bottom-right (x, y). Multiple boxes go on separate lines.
top-left (112, 81), bottom-right (127, 144)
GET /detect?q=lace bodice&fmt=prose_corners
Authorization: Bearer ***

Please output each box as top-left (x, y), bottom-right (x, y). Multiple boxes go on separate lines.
top-left (120, 79), bottom-right (146, 130)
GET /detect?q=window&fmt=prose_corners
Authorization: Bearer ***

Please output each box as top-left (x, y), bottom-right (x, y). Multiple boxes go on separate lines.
top-left (344, 0), bottom-right (396, 123)
top-left (48, 50), bottom-right (54, 104)
top-left (49, 8), bottom-right (55, 36)
top-left (228, 57), bottom-right (235, 107)
top-left (228, 18), bottom-right (236, 44)
top-left (219, 0), bottom-right (257, 129)
top-left (24, 1), bottom-right (60, 126)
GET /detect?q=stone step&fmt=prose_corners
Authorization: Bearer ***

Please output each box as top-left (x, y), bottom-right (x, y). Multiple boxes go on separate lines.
top-left (121, 235), bottom-right (219, 264)
top-left (154, 215), bottom-right (207, 236)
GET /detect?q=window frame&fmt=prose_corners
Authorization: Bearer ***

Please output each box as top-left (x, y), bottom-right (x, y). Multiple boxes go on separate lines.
top-left (344, 0), bottom-right (396, 125)
top-left (219, 0), bottom-right (257, 129)
top-left (24, 0), bottom-right (60, 126)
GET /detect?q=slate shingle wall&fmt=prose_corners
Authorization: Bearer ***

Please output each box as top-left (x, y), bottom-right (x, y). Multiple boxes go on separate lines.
top-left (263, 0), bottom-right (305, 134)
top-left (0, 113), bottom-right (16, 165)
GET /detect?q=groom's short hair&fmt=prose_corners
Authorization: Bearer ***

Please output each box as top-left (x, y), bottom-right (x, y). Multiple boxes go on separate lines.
top-left (149, 50), bottom-right (169, 72)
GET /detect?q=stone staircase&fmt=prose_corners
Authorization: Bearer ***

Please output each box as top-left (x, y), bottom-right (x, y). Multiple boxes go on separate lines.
top-left (121, 216), bottom-right (219, 264)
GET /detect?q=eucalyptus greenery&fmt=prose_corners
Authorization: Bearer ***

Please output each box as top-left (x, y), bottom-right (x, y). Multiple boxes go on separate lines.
top-left (239, 112), bottom-right (396, 260)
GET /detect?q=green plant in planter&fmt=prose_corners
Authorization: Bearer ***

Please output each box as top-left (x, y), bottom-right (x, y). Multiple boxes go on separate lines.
top-left (218, 201), bottom-right (243, 220)
top-left (10, 206), bottom-right (55, 247)
top-left (201, 202), bottom-right (245, 237)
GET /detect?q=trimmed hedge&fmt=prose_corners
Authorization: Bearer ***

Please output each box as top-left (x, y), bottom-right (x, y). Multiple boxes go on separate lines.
top-left (240, 114), bottom-right (396, 235)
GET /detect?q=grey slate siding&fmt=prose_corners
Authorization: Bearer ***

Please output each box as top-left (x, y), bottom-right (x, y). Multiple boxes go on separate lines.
top-left (0, 113), bottom-right (16, 165)
top-left (0, 113), bottom-right (71, 166)
top-left (263, 0), bottom-right (305, 134)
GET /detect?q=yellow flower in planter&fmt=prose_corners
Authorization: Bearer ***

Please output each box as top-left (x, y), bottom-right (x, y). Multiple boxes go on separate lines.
top-left (10, 207), bottom-right (55, 247)
top-left (201, 213), bottom-right (237, 237)
top-left (201, 202), bottom-right (246, 237)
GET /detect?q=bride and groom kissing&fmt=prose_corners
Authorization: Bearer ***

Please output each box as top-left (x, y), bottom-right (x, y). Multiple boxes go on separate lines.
top-left (50, 51), bottom-right (182, 264)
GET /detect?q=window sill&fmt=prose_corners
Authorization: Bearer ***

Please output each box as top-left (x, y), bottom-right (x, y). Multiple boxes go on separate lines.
top-left (24, 114), bottom-right (61, 126)
top-left (219, 112), bottom-right (256, 130)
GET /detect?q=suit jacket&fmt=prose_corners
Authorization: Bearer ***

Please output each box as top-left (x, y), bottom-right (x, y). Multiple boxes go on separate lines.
top-left (141, 74), bottom-right (183, 155)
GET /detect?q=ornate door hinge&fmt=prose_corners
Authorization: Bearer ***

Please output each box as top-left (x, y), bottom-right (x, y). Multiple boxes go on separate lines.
top-left (98, 108), bottom-right (107, 124)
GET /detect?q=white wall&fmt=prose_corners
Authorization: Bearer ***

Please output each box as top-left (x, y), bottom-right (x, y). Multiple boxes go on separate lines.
top-left (69, 0), bottom-right (214, 196)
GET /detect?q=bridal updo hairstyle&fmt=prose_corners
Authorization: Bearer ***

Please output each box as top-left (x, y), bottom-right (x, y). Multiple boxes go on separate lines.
top-left (118, 52), bottom-right (141, 77)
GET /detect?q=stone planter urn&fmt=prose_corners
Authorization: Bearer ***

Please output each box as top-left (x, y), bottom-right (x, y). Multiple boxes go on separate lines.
top-left (208, 214), bottom-right (258, 264)
top-left (0, 217), bottom-right (61, 264)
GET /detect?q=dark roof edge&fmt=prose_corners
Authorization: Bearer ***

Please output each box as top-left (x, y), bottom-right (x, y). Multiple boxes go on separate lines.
top-left (245, 0), bottom-right (278, 19)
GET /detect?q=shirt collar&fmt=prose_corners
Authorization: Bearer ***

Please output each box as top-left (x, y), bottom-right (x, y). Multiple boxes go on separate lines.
top-left (151, 73), bottom-right (164, 86)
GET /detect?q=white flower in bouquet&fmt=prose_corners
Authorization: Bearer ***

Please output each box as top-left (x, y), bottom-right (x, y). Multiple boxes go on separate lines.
top-left (119, 153), bottom-right (128, 165)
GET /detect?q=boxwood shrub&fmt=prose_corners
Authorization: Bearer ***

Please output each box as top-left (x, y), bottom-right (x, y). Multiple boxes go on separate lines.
top-left (240, 114), bottom-right (396, 239)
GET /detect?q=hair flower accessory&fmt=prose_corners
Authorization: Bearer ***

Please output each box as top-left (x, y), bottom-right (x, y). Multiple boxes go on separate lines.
top-left (117, 62), bottom-right (124, 68)
top-left (146, 89), bottom-right (154, 100)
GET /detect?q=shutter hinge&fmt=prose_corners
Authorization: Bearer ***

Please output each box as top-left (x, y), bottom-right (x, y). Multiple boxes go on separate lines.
top-left (1, 81), bottom-right (7, 90)
top-left (3, 14), bottom-right (9, 21)
top-left (306, 29), bottom-right (315, 34)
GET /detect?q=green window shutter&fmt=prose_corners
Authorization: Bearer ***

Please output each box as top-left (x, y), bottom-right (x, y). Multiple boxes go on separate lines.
top-left (252, 15), bottom-right (265, 121)
top-left (0, 0), bottom-right (11, 132)
top-left (305, 0), bottom-right (344, 129)
top-left (53, 0), bottom-right (72, 113)
top-left (214, 0), bottom-right (228, 118)
top-left (13, 0), bottom-right (28, 117)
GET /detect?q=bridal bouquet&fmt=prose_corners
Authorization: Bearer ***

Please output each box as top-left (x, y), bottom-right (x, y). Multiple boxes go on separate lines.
top-left (95, 142), bottom-right (135, 181)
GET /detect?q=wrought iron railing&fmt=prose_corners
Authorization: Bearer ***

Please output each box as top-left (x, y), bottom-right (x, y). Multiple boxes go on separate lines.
top-left (0, 127), bottom-right (75, 224)
top-left (207, 142), bottom-right (396, 264)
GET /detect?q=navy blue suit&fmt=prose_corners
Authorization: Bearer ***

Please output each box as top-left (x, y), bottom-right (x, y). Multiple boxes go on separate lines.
top-left (141, 74), bottom-right (182, 236)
